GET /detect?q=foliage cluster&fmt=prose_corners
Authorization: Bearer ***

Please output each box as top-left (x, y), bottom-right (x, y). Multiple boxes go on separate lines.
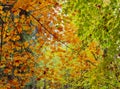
top-left (0, 0), bottom-right (120, 89)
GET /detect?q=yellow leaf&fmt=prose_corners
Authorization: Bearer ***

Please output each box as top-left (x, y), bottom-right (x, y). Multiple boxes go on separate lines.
top-left (0, 6), bottom-right (3, 10)
top-left (14, 18), bottom-right (19, 22)
top-left (24, 42), bottom-right (29, 48)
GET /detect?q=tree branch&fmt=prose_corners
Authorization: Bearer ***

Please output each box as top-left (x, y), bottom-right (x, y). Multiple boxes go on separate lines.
top-left (0, 17), bottom-right (4, 61)
top-left (30, 14), bottom-right (77, 52)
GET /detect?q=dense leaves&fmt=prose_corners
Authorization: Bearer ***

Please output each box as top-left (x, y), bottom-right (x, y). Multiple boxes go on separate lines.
top-left (63, 0), bottom-right (120, 88)
top-left (0, 0), bottom-right (119, 89)
top-left (0, 0), bottom-right (66, 88)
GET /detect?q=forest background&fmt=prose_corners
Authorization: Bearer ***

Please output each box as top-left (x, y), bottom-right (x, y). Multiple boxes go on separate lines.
top-left (0, 0), bottom-right (120, 89)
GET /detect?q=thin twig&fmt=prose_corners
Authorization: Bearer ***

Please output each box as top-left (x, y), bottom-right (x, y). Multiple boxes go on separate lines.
top-left (0, 17), bottom-right (4, 61)
top-left (30, 14), bottom-right (76, 52)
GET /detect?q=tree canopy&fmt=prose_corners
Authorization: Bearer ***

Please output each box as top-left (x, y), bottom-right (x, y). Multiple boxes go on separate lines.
top-left (0, 0), bottom-right (120, 89)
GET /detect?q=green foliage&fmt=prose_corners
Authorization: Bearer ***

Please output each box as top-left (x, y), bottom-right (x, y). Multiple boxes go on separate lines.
top-left (62, 0), bottom-right (120, 88)
top-left (63, 0), bottom-right (120, 51)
